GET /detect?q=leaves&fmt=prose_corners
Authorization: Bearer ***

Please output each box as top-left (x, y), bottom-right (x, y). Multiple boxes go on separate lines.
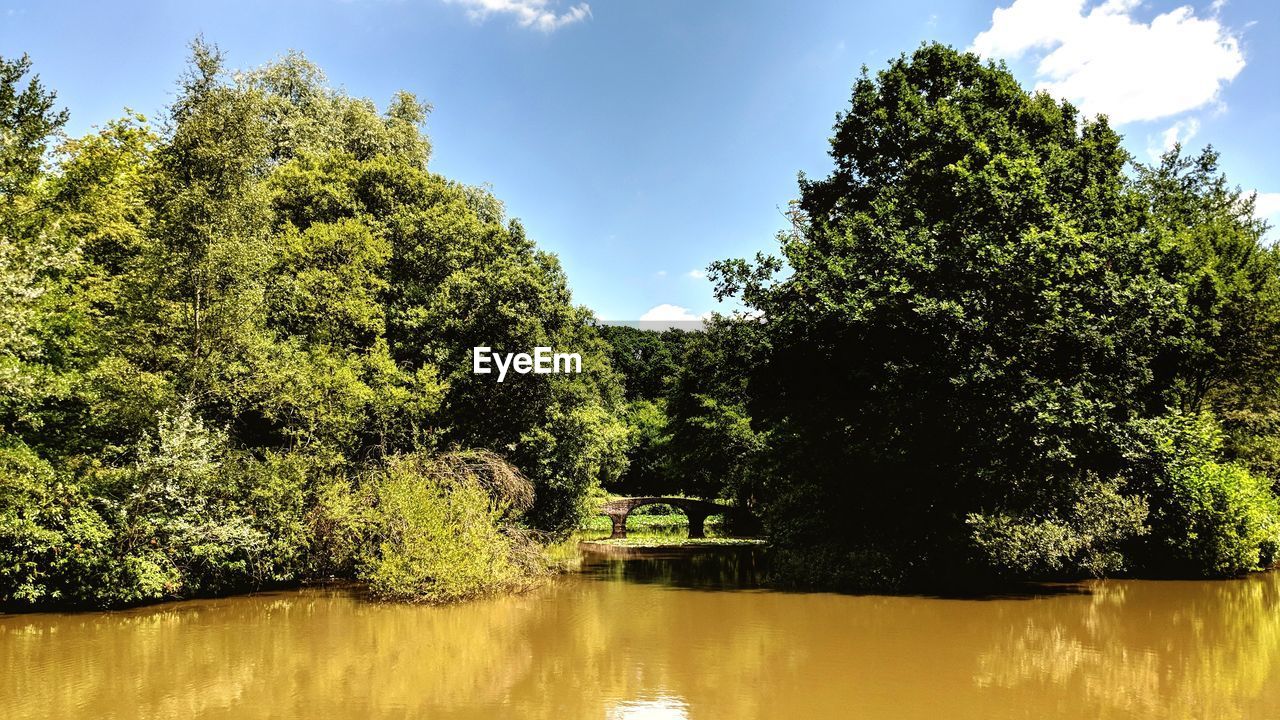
top-left (0, 44), bottom-right (625, 607)
top-left (717, 43), bottom-right (1280, 584)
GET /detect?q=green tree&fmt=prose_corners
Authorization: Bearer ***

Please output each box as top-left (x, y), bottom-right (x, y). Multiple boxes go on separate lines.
top-left (596, 325), bottom-right (688, 402)
top-left (1, 44), bottom-right (627, 608)
top-left (1, 54), bottom-right (70, 440)
top-left (664, 318), bottom-right (763, 503)
top-left (713, 44), bottom-right (1279, 586)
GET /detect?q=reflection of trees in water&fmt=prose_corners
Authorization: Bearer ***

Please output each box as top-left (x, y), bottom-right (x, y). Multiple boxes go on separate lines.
top-left (0, 552), bottom-right (795, 720)
top-left (1, 591), bottom-right (546, 719)
top-left (6, 564), bottom-right (1280, 719)
top-left (580, 548), bottom-right (766, 589)
top-left (974, 573), bottom-right (1280, 719)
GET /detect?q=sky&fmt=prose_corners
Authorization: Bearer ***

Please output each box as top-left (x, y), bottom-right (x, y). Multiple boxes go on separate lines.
top-left (3, 0), bottom-right (1278, 322)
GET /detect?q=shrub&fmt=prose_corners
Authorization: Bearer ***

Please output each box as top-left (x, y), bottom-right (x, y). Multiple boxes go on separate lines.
top-left (1, 405), bottom-right (326, 608)
top-left (0, 441), bottom-right (115, 606)
top-left (305, 474), bottom-right (373, 578)
top-left (1132, 411), bottom-right (1280, 576)
top-left (968, 476), bottom-right (1150, 578)
top-left (1156, 461), bottom-right (1280, 576)
top-left (361, 451), bottom-right (547, 603)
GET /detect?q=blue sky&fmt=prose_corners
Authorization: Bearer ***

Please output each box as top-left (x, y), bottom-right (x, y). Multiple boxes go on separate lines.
top-left (3, 0), bottom-right (1278, 321)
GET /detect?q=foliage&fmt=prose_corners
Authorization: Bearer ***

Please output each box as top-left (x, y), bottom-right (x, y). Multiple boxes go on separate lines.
top-left (610, 399), bottom-right (671, 496)
top-left (5, 38), bottom-right (1280, 605)
top-left (664, 318), bottom-right (764, 502)
top-left (597, 320), bottom-right (763, 505)
top-left (711, 43), bottom-right (1280, 586)
top-left (967, 475), bottom-right (1149, 578)
top-left (0, 44), bottom-right (624, 608)
top-left (1160, 461), bottom-right (1280, 576)
top-left (363, 451), bottom-right (546, 603)
top-left (595, 325), bottom-right (688, 401)
top-left (1129, 412), bottom-right (1280, 576)
top-left (0, 439), bottom-right (111, 605)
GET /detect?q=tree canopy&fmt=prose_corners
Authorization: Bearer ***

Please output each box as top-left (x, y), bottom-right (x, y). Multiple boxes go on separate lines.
top-left (712, 43), bottom-right (1280, 586)
top-left (1, 43), bottom-right (625, 608)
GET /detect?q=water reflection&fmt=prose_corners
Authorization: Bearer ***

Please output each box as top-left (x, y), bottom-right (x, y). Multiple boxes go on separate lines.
top-left (973, 576), bottom-right (1280, 720)
top-left (579, 546), bottom-right (765, 590)
top-left (3, 549), bottom-right (1279, 719)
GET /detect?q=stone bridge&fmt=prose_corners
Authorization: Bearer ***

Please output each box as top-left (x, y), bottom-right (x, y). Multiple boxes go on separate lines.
top-left (598, 496), bottom-right (730, 539)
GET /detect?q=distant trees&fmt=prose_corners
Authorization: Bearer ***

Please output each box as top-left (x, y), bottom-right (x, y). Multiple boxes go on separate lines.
top-left (596, 325), bottom-right (681, 496)
top-left (712, 43), bottom-right (1280, 587)
top-left (0, 43), bottom-right (625, 608)
top-left (596, 325), bottom-right (688, 403)
top-left (597, 322), bottom-right (762, 505)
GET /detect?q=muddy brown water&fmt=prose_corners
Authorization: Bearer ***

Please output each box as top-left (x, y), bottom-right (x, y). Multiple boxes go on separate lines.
top-left (3, 546), bottom-right (1279, 719)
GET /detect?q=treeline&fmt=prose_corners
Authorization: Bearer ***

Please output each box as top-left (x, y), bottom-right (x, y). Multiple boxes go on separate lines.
top-left (605, 44), bottom-right (1280, 588)
top-left (6, 40), bottom-right (1280, 608)
top-left (0, 44), bottom-right (626, 608)
top-left (596, 324), bottom-right (760, 512)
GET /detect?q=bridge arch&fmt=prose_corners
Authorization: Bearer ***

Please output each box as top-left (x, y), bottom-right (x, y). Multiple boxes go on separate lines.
top-left (597, 496), bottom-right (728, 539)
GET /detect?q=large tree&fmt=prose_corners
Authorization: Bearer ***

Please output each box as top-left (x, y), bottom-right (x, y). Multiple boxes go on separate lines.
top-left (713, 44), bottom-right (1280, 586)
top-left (1, 44), bottom-right (626, 608)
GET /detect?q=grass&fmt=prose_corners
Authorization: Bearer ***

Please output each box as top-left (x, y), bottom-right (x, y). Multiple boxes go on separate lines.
top-left (576, 502), bottom-right (765, 551)
top-left (579, 513), bottom-right (726, 533)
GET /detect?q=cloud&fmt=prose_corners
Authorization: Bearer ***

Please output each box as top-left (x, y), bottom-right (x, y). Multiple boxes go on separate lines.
top-left (971, 0), bottom-right (1245, 124)
top-left (1255, 191), bottom-right (1280, 226)
top-left (654, 270), bottom-right (668, 279)
top-left (1147, 117), bottom-right (1200, 160)
top-left (639, 304), bottom-right (707, 323)
top-left (444, 0), bottom-right (590, 31)
top-left (686, 269), bottom-right (706, 280)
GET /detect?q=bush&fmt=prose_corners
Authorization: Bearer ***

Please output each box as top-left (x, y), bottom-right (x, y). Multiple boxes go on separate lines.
top-left (1, 406), bottom-right (329, 609)
top-left (361, 451), bottom-right (548, 603)
top-left (967, 475), bottom-right (1149, 578)
top-left (305, 474), bottom-right (372, 578)
top-left (1133, 412), bottom-right (1280, 576)
top-left (1156, 461), bottom-right (1280, 576)
top-left (0, 441), bottom-right (117, 606)
top-left (2, 403), bottom-right (561, 608)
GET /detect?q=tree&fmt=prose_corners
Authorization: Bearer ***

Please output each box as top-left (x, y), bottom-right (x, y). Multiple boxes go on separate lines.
top-left (712, 43), bottom-right (1279, 586)
top-left (1, 44), bottom-right (627, 608)
top-left (1, 54), bottom-right (70, 438)
top-left (664, 318), bottom-right (762, 502)
top-left (596, 325), bottom-right (688, 402)
top-left (1136, 147), bottom-right (1280, 475)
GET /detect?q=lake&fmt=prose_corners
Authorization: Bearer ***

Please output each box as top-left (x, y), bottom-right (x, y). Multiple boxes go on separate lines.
top-left (3, 546), bottom-right (1279, 719)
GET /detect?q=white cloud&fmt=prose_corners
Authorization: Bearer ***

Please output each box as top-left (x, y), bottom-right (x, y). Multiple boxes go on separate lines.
top-left (1147, 117), bottom-right (1200, 160)
top-left (686, 269), bottom-right (706, 280)
top-left (1254, 191), bottom-right (1280, 225)
top-left (654, 270), bottom-right (667, 279)
top-left (639, 304), bottom-right (707, 323)
top-left (444, 0), bottom-right (590, 32)
top-left (971, 0), bottom-right (1245, 124)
